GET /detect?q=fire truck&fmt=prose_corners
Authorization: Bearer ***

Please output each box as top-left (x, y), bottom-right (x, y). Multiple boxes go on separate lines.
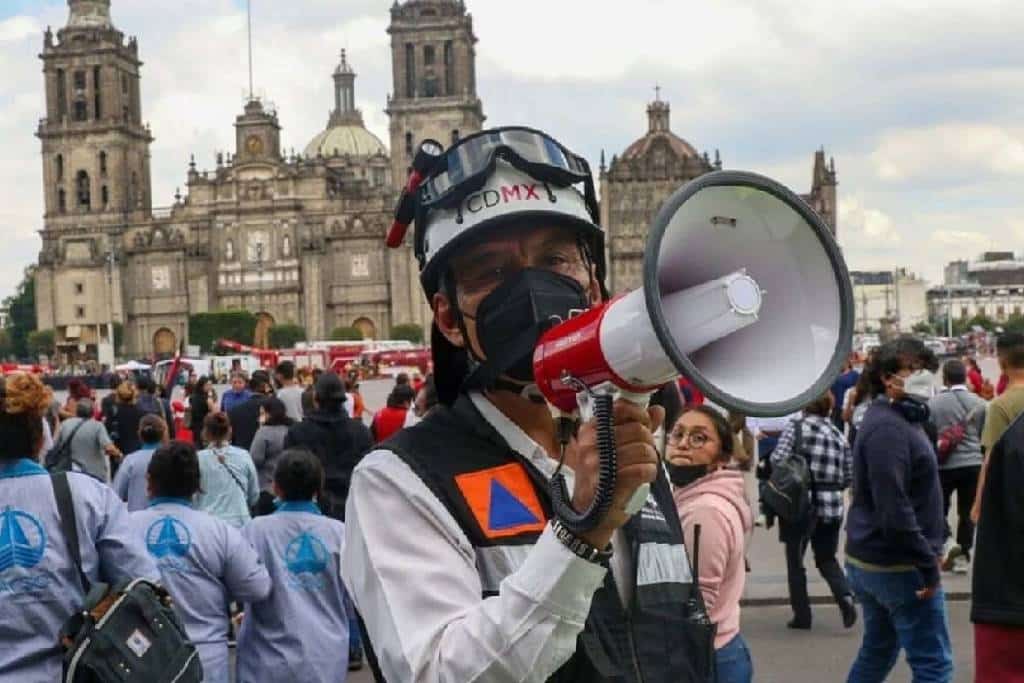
top-left (211, 339), bottom-right (428, 378)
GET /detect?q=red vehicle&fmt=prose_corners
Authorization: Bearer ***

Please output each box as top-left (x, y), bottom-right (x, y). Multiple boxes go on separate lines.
top-left (360, 348), bottom-right (431, 378)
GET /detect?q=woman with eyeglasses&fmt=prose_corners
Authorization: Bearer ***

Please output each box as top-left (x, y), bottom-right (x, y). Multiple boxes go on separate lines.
top-left (666, 406), bottom-right (755, 683)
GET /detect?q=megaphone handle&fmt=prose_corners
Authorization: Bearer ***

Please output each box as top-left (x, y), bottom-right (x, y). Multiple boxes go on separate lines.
top-left (613, 389), bottom-right (652, 517)
top-left (549, 391), bottom-right (617, 535)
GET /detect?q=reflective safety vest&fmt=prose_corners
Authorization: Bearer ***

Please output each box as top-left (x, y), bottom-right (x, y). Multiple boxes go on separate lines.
top-left (378, 394), bottom-right (716, 683)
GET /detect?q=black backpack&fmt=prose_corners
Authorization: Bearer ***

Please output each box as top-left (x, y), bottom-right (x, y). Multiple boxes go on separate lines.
top-left (45, 420), bottom-right (87, 474)
top-left (761, 420), bottom-right (814, 522)
top-left (50, 473), bottom-right (203, 683)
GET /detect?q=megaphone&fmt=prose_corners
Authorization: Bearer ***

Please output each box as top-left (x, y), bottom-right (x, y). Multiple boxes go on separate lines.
top-left (533, 170), bottom-right (854, 532)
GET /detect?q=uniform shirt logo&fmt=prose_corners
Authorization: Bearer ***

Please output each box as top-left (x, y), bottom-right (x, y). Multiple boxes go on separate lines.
top-left (284, 531), bottom-right (330, 591)
top-left (0, 506), bottom-right (46, 572)
top-left (285, 532), bottom-right (329, 575)
top-left (455, 463), bottom-right (547, 540)
top-left (145, 516), bottom-right (192, 559)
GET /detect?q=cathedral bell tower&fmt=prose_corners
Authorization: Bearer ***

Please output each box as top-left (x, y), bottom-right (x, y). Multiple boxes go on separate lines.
top-left (38, 0), bottom-right (153, 224)
top-left (386, 0), bottom-right (485, 190)
top-left (35, 0), bottom-right (151, 365)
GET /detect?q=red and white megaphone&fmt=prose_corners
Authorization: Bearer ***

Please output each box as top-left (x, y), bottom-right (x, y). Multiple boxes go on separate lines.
top-left (533, 171), bottom-right (855, 528)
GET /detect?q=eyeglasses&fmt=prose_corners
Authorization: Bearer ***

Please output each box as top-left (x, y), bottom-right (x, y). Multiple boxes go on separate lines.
top-left (668, 429), bottom-right (714, 448)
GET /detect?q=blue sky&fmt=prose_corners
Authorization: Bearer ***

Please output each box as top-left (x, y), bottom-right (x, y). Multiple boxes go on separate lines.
top-left (2, 0), bottom-right (1023, 301)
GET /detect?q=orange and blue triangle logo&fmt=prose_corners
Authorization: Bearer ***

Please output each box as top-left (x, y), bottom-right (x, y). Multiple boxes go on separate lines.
top-left (455, 463), bottom-right (547, 539)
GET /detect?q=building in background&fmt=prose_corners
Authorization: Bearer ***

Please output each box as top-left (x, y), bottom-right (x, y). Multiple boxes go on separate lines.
top-left (34, 0), bottom-right (481, 361)
top-left (33, 0), bottom-right (840, 362)
top-left (928, 252), bottom-right (1024, 328)
top-left (851, 269), bottom-right (927, 335)
top-left (600, 95), bottom-right (837, 293)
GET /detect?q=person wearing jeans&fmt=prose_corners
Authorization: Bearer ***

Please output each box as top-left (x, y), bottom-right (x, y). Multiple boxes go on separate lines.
top-left (846, 563), bottom-right (953, 682)
top-left (845, 338), bottom-right (952, 683)
top-left (926, 359), bottom-right (986, 574)
top-left (771, 392), bottom-right (856, 630)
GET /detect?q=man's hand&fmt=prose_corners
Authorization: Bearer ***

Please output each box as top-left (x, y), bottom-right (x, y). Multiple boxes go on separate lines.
top-left (568, 400), bottom-right (664, 549)
top-left (916, 559), bottom-right (943, 600)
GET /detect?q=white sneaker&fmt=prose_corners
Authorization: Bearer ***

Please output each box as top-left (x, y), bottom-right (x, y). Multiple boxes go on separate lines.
top-left (755, 513), bottom-right (767, 528)
top-left (942, 544), bottom-right (962, 572)
top-left (952, 555), bottom-right (970, 575)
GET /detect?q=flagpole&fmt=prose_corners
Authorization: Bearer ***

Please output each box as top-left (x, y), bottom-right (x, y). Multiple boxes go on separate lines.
top-left (247, 0), bottom-right (254, 100)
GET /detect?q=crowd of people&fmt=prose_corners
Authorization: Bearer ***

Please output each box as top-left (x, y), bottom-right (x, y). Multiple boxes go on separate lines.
top-left (5, 124), bottom-right (1024, 683)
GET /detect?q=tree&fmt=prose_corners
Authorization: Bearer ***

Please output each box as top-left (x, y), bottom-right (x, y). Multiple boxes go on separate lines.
top-left (27, 329), bottom-right (54, 359)
top-left (113, 321), bottom-right (125, 356)
top-left (912, 321), bottom-right (935, 336)
top-left (0, 328), bottom-right (12, 360)
top-left (966, 314), bottom-right (995, 331)
top-left (330, 326), bottom-right (363, 341)
top-left (3, 266), bottom-right (37, 359)
top-left (268, 324), bottom-right (307, 349)
top-left (390, 323), bottom-right (424, 344)
top-left (188, 310), bottom-right (257, 352)
top-left (1004, 314), bottom-right (1024, 334)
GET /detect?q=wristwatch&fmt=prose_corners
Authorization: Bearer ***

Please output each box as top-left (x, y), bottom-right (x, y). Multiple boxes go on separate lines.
top-left (551, 518), bottom-right (613, 564)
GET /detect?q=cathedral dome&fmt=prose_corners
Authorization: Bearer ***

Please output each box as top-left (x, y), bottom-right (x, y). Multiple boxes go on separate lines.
top-left (304, 50), bottom-right (388, 159)
top-left (620, 100), bottom-right (698, 161)
top-left (304, 125), bottom-right (387, 159)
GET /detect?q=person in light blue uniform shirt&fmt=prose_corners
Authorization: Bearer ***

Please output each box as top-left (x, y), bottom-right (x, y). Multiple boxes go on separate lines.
top-left (238, 448), bottom-right (352, 682)
top-left (195, 412), bottom-right (260, 527)
top-left (130, 440), bottom-right (271, 682)
top-left (0, 373), bottom-right (159, 681)
top-left (112, 413), bottom-right (168, 511)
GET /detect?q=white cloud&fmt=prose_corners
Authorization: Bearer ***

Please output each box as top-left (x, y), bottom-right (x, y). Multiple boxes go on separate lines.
top-left (839, 197), bottom-right (902, 247)
top-left (0, 16), bottom-right (38, 43)
top-left (872, 124), bottom-right (1024, 183)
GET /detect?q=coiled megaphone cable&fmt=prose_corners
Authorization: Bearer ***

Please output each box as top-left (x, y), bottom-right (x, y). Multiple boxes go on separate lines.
top-left (549, 377), bottom-right (617, 535)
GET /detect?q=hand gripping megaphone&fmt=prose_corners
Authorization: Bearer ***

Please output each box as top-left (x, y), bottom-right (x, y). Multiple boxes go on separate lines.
top-left (533, 170), bottom-right (855, 534)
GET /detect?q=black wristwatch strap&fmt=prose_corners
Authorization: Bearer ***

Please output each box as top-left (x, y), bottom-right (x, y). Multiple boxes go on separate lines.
top-left (551, 518), bottom-right (613, 564)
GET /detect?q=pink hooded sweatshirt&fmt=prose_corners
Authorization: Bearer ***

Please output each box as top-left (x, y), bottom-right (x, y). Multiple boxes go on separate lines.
top-left (672, 468), bottom-right (753, 649)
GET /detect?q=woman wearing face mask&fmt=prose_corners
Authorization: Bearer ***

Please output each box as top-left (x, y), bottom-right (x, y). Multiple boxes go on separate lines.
top-left (666, 406), bottom-right (755, 683)
top-left (844, 337), bottom-right (952, 683)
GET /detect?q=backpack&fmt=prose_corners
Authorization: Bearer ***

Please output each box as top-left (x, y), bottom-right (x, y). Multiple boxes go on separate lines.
top-left (935, 392), bottom-right (983, 464)
top-left (136, 393), bottom-right (163, 418)
top-left (45, 419), bottom-right (88, 474)
top-left (50, 473), bottom-right (202, 683)
top-left (761, 420), bottom-right (813, 522)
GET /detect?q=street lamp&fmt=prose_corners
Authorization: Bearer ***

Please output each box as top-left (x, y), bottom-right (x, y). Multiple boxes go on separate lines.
top-left (255, 241), bottom-right (264, 346)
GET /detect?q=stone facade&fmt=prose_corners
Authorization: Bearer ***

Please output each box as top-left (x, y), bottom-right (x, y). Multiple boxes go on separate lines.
top-left (35, 0), bottom-right (481, 360)
top-left (35, 1), bottom-right (839, 361)
top-left (601, 98), bottom-right (838, 294)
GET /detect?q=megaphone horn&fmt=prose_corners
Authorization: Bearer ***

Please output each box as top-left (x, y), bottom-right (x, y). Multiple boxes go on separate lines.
top-left (534, 169), bottom-right (854, 418)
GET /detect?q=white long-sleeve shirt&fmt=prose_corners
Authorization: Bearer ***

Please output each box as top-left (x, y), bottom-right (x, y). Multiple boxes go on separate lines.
top-left (342, 392), bottom-right (625, 682)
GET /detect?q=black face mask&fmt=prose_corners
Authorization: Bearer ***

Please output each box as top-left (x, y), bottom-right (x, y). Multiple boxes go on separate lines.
top-left (464, 268), bottom-right (589, 385)
top-left (890, 395), bottom-right (930, 424)
top-left (666, 462), bottom-right (711, 488)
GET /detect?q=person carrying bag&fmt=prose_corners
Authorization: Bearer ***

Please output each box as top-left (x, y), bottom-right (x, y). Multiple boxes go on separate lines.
top-left (51, 473), bottom-right (203, 683)
top-left (767, 392), bottom-right (856, 631)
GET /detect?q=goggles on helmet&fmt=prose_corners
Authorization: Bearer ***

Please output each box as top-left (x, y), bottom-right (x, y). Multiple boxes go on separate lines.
top-left (417, 126), bottom-right (594, 212)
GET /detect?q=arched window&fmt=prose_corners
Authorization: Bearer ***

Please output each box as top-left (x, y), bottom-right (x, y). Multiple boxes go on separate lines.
top-left (93, 66), bottom-right (102, 119)
top-left (405, 132), bottom-right (413, 156)
top-left (58, 188), bottom-right (66, 214)
top-left (55, 154), bottom-right (63, 180)
top-left (224, 239), bottom-right (235, 261)
top-left (451, 129), bottom-right (460, 145)
top-left (76, 170), bottom-right (90, 210)
top-left (99, 151), bottom-right (107, 175)
top-left (56, 68), bottom-right (67, 117)
top-left (101, 185), bottom-right (109, 208)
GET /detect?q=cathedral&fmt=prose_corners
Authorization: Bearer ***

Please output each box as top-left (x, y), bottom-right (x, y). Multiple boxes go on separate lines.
top-left (33, 0), bottom-right (835, 361)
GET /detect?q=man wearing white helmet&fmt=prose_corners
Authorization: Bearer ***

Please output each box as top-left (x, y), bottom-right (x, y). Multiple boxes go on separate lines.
top-left (342, 128), bottom-right (714, 682)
